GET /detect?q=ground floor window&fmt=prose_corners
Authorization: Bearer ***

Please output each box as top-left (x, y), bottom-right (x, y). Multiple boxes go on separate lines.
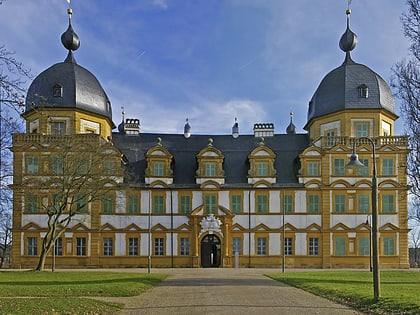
top-left (309, 237), bottom-right (318, 256)
top-left (358, 237), bottom-right (370, 256)
top-left (128, 238), bottom-right (139, 256)
top-left (383, 237), bottom-right (395, 256)
top-left (335, 237), bottom-right (346, 256)
top-left (54, 237), bottom-right (63, 256)
top-left (154, 237), bottom-right (164, 256)
top-left (256, 237), bottom-right (267, 256)
top-left (232, 237), bottom-right (241, 255)
top-left (27, 237), bottom-right (37, 256)
top-left (76, 237), bottom-right (86, 256)
top-left (180, 238), bottom-right (190, 256)
top-left (284, 237), bottom-right (293, 256)
top-left (103, 238), bottom-right (113, 256)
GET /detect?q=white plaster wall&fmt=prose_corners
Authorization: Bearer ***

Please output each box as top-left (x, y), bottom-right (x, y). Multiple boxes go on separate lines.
top-left (116, 191), bottom-right (125, 214)
top-left (192, 191), bottom-right (202, 210)
top-left (172, 233), bottom-right (178, 256)
top-left (270, 192), bottom-right (280, 213)
top-left (140, 233), bottom-right (149, 256)
top-left (295, 191), bottom-right (307, 213)
top-left (172, 191), bottom-right (179, 213)
top-left (295, 233), bottom-right (307, 255)
top-left (249, 233), bottom-right (255, 255)
top-left (22, 214), bottom-right (90, 229)
top-left (219, 191), bottom-right (229, 209)
top-left (166, 233), bottom-right (172, 255)
top-left (270, 233), bottom-right (280, 255)
top-left (115, 233), bottom-right (126, 255)
top-left (140, 191), bottom-right (150, 214)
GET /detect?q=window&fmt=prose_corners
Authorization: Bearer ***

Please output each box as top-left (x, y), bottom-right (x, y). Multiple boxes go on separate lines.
top-left (382, 194), bottom-right (395, 213)
top-left (76, 194), bottom-right (87, 213)
top-left (335, 237), bottom-right (346, 256)
top-left (358, 194), bottom-right (370, 213)
top-left (103, 160), bottom-right (115, 175)
top-left (382, 158), bottom-right (394, 176)
top-left (26, 194), bottom-right (39, 213)
top-left (308, 195), bottom-right (319, 213)
top-left (53, 84), bottom-right (63, 97)
top-left (51, 156), bottom-right (64, 174)
top-left (204, 163), bottom-right (216, 176)
top-left (333, 158), bottom-right (345, 176)
top-left (27, 237), bottom-right (37, 256)
top-left (52, 121), bottom-right (65, 135)
top-left (76, 237), bottom-right (86, 256)
top-left (232, 237), bottom-right (241, 255)
top-left (153, 195), bottom-right (165, 214)
top-left (128, 238), bottom-right (138, 256)
top-left (26, 156), bottom-right (39, 174)
top-left (204, 194), bottom-right (217, 214)
top-left (231, 194), bottom-right (242, 214)
top-left (179, 195), bottom-right (191, 214)
top-left (103, 238), bottom-right (113, 256)
top-left (358, 84), bottom-right (369, 98)
top-left (153, 162), bottom-right (164, 176)
top-left (383, 237), bottom-right (395, 256)
top-left (128, 195), bottom-right (139, 214)
top-left (52, 194), bottom-right (63, 213)
top-left (256, 194), bottom-right (268, 213)
top-left (309, 237), bottom-right (319, 256)
top-left (356, 122), bottom-right (369, 137)
top-left (54, 238), bottom-right (63, 256)
top-left (154, 238), bottom-right (164, 256)
top-left (256, 162), bottom-right (268, 176)
top-left (358, 237), bottom-right (370, 256)
top-left (256, 237), bottom-right (267, 256)
top-left (325, 129), bottom-right (337, 146)
top-left (284, 237), bottom-right (293, 256)
top-left (334, 195), bottom-right (346, 213)
top-left (358, 158), bottom-right (369, 176)
top-left (180, 238), bottom-right (190, 256)
top-left (102, 194), bottom-right (115, 214)
top-left (76, 157), bottom-right (88, 174)
top-left (283, 194), bottom-right (293, 213)
top-left (308, 162), bottom-right (319, 176)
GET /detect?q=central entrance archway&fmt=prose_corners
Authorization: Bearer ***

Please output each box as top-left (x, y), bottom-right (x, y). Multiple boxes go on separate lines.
top-left (200, 234), bottom-right (221, 268)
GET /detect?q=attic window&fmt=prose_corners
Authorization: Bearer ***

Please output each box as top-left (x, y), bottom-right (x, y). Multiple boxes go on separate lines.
top-left (53, 84), bottom-right (63, 98)
top-left (358, 84), bottom-right (368, 98)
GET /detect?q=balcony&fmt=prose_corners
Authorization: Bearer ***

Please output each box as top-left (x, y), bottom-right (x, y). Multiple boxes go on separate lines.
top-left (315, 136), bottom-right (409, 149)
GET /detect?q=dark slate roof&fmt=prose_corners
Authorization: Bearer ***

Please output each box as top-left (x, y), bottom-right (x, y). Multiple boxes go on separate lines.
top-left (113, 132), bottom-right (309, 187)
top-left (25, 60), bottom-right (113, 123)
top-left (305, 57), bottom-right (395, 129)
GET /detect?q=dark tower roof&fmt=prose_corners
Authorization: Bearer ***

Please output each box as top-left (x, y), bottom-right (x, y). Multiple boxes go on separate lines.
top-left (305, 9), bottom-right (396, 129)
top-left (24, 8), bottom-right (113, 124)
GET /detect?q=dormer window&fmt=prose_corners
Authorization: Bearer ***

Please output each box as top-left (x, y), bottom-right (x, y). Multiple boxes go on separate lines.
top-left (53, 84), bottom-right (63, 97)
top-left (145, 138), bottom-right (174, 185)
top-left (358, 84), bottom-right (368, 98)
top-left (195, 138), bottom-right (225, 185)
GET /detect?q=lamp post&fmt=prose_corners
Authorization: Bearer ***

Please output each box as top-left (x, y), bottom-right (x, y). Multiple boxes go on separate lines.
top-left (346, 137), bottom-right (380, 301)
top-left (365, 216), bottom-right (372, 272)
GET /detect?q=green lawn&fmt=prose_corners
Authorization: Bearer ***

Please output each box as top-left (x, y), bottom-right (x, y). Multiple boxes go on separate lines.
top-left (0, 271), bottom-right (166, 315)
top-left (269, 270), bottom-right (420, 315)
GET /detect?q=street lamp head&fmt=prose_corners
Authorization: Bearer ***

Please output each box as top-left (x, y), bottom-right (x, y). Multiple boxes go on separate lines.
top-left (346, 153), bottom-right (366, 169)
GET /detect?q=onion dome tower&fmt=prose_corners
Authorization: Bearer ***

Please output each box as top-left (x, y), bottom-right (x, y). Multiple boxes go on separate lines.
top-left (304, 8), bottom-right (397, 139)
top-left (23, 6), bottom-right (114, 138)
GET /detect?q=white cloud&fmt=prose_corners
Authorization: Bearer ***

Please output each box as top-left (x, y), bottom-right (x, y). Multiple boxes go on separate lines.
top-left (151, 0), bottom-right (169, 10)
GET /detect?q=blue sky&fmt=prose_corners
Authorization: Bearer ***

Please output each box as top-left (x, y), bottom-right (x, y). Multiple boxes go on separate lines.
top-left (0, 0), bottom-right (410, 135)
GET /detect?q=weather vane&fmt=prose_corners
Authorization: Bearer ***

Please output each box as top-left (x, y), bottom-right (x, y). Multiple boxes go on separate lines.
top-left (347, 0), bottom-right (352, 14)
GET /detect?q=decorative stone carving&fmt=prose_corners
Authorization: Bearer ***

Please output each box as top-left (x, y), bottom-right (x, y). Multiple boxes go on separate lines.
top-left (199, 214), bottom-right (223, 237)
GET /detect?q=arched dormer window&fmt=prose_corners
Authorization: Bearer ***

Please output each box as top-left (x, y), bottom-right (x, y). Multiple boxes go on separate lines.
top-left (358, 84), bottom-right (368, 98)
top-left (53, 84), bottom-right (63, 98)
top-left (247, 138), bottom-right (276, 185)
top-left (145, 137), bottom-right (173, 185)
top-left (195, 138), bottom-right (225, 185)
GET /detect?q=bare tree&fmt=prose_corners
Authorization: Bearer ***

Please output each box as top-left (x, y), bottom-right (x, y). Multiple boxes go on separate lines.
top-left (0, 211), bottom-right (12, 268)
top-left (409, 225), bottom-right (420, 267)
top-left (392, 0), bottom-right (420, 222)
top-left (12, 134), bottom-right (124, 271)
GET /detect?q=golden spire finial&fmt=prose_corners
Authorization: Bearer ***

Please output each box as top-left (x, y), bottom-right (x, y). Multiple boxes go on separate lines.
top-left (346, 0), bottom-right (352, 15)
top-left (66, 0), bottom-right (72, 18)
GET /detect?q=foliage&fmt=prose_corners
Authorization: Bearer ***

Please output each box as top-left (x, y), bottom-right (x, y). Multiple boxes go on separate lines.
top-left (269, 270), bottom-right (420, 315)
top-left (14, 135), bottom-right (125, 271)
top-left (0, 271), bottom-right (165, 314)
top-left (392, 0), bottom-right (420, 223)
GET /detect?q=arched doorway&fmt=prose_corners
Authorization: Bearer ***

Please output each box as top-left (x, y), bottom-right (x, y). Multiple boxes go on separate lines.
top-left (201, 234), bottom-right (221, 268)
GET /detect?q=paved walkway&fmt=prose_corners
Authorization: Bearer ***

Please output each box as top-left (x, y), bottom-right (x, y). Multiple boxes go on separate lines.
top-left (95, 268), bottom-right (361, 315)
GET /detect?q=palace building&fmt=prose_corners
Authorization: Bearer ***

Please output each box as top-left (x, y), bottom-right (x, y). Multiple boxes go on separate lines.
top-left (10, 7), bottom-right (409, 269)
